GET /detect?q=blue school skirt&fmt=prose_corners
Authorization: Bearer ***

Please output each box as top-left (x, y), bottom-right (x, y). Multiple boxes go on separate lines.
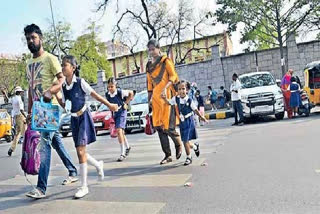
top-left (71, 110), bottom-right (96, 147)
top-left (114, 110), bottom-right (127, 129)
top-left (179, 115), bottom-right (198, 142)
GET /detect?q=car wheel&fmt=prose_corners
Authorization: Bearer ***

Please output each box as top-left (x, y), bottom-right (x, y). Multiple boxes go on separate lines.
top-left (5, 135), bottom-right (12, 143)
top-left (125, 129), bottom-right (132, 134)
top-left (275, 112), bottom-right (285, 120)
top-left (305, 108), bottom-right (310, 117)
top-left (62, 132), bottom-right (69, 137)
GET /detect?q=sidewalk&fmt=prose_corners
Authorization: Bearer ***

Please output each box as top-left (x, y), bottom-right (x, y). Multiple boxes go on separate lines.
top-left (204, 108), bottom-right (234, 120)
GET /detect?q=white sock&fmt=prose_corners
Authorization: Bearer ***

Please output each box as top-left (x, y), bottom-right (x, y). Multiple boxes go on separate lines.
top-left (120, 143), bottom-right (125, 156)
top-left (80, 163), bottom-right (88, 187)
top-left (187, 154), bottom-right (192, 159)
top-left (87, 153), bottom-right (101, 169)
top-left (124, 139), bottom-right (130, 149)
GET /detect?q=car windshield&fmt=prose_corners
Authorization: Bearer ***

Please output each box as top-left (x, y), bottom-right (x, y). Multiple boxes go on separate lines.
top-left (240, 73), bottom-right (275, 89)
top-left (131, 92), bottom-right (148, 105)
top-left (98, 104), bottom-right (109, 112)
top-left (0, 112), bottom-right (8, 119)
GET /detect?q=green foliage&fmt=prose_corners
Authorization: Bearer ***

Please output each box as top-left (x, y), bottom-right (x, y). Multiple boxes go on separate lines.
top-left (43, 21), bottom-right (73, 57)
top-left (0, 55), bottom-right (29, 97)
top-left (70, 22), bottom-right (111, 84)
top-left (215, 0), bottom-right (320, 51)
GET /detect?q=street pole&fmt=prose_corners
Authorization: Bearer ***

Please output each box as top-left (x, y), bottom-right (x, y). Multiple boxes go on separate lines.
top-left (49, 0), bottom-right (61, 63)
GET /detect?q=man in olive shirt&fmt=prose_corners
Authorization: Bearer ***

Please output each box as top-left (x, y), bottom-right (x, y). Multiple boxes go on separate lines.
top-left (24, 24), bottom-right (78, 199)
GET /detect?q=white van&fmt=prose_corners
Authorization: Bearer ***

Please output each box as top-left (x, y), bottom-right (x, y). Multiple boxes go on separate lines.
top-left (239, 72), bottom-right (285, 120)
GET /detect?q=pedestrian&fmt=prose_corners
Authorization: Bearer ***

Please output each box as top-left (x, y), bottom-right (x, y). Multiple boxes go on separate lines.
top-left (146, 39), bottom-right (182, 165)
top-left (8, 86), bottom-right (27, 156)
top-left (230, 73), bottom-right (244, 126)
top-left (281, 69), bottom-right (294, 118)
top-left (189, 82), bottom-right (199, 127)
top-left (105, 77), bottom-right (134, 162)
top-left (195, 90), bottom-right (205, 126)
top-left (218, 86), bottom-right (226, 108)
top-left (164, 80), bottom-right (207, 165)
top-left (222, 86), bottom-right (231, 109)
top-left (207, 86), bottom-right (217, 111)
top-left (57, 55), bottom-right (118, 199)
top-left (288, 76), bottom-right (301, 117)
top-left (24, 24), bottom-right (78, 199)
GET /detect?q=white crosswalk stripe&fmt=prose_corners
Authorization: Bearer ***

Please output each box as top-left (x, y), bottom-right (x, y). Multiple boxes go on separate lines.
top-left (0, 126), bottom-right (230, 213)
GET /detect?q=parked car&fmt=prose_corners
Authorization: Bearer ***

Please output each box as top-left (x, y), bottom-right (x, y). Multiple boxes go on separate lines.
top-left (91, 104), bottom-right (112, 135)
top-left (239, 71), bottom-right (285, 120)
top-left (0, 109), bottom-right (14, 142)
top-left (125, 90), bottom-right (149, 133)
top-left (87, 101), bottom-right (101, 113)
top-left (59, 113), bottom-right (71, 137)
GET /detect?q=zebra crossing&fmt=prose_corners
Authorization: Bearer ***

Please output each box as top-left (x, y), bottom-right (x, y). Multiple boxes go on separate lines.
top-left (0, 126), bottom-right (232, 214)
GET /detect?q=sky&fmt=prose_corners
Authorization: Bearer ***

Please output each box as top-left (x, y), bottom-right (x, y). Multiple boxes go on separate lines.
top-left (1, 0), bottom-right (247, 56)
top-left (1, 0), bottom-right (317, 56)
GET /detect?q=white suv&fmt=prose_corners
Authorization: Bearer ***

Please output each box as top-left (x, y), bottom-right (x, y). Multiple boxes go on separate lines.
top-left (239, 72), bottom-right (285, 120)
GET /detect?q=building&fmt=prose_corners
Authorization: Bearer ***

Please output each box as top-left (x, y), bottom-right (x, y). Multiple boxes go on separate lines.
top-left (105, 40), bottom-right (130, 58)
top-left (108, 31), bottom-right (233, 78)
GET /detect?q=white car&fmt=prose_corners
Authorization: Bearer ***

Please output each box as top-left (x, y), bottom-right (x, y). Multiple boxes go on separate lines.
top-left (125, 90), bottom-right (149, 133)
top-left (239, 71), bottom-right (285, 120)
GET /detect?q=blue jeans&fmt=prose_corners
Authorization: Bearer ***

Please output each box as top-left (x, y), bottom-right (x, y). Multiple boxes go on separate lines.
top-left (219, 97), bottom-right (225, 108)
top-left (37, 131), bottom-right (77, 193)
top-left (232, 100), bottom-right (244, 123)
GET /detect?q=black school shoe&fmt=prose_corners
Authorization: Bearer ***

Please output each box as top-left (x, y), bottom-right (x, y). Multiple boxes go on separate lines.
top-left (193, 142), bottom-right (200, 157)
top-left (125, 147), bottom-right (131, 156)
top-left (184, 157), bottom-right (192, 166)
top-left (8, 149), bottom-right (13, 157)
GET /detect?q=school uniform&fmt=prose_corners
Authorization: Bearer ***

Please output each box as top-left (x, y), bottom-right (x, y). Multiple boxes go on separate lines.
top-left (105, 89), bottom-right (130, 129)
top-left (288, 82), bottom-right (301, 108)
top-left (169, 95), bottom-right (198, 142)
top-left (62, 75), bottom-right (96, 147)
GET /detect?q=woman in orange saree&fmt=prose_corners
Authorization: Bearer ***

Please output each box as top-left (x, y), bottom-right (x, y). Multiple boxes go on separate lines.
top-left (146, 39), bottom-right (182, 165)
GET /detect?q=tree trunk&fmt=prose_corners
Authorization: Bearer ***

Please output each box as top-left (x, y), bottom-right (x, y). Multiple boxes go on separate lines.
top-left (276, 6), bottom-right (286, 76)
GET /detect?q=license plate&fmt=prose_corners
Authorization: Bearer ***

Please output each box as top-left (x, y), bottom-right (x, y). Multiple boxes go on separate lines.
top-left (94, 122), bottom-right (103, 127)
top-left (254, 105), bottom-right (273, 112)
top-left (62, 125), bottom-right (70, 129)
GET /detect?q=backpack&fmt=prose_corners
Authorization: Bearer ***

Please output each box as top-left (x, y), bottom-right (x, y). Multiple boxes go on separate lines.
top-left (224, 90), bottom-right (231, 101)
top-left (20, 125), bottom-right (41, 175)
top-left (211, 90), bottom-right (217, 101)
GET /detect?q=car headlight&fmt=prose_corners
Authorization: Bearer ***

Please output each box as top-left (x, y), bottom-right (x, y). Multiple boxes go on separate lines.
top-left (241, 95), bottom-right (248, 100)
top-left (105, 113), bottom-right (112, 120)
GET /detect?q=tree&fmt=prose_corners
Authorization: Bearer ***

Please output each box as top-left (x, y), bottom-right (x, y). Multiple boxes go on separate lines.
top-left (43, 20), bottom-right (73, 58)
top-left (70, 21), bottom-right (112, 83)
top-left (0, 55), bottom-right (28, 103)
top-left (97, 0), bottom-right (215, 66)
top-left (215, 0), bottom-right (320, 75)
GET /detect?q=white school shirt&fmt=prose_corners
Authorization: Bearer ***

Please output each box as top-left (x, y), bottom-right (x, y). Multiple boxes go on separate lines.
top-left (107, 89), bottom-right (130, 99)
top-left (168, 95), bottom-right (197, 111)
top-left (230, 79), bottom-right (242, 101)
top-left (11, 95), bottom-right (24, 117)
top-left (61, 75), bottom-right (94, 103)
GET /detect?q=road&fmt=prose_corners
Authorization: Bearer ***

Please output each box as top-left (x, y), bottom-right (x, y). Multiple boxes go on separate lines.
top-left (1, 113), bottom-right (320, 213)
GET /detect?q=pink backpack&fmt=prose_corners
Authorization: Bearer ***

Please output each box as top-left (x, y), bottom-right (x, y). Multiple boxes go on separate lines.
top-left (20, 125), bottom-right (41, 175)
top-left (109, 117), bottom-right (118, 138)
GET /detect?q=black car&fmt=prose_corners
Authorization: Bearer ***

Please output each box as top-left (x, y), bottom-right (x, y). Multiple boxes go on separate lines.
top-left (59, 114), bottom-right (71, 137)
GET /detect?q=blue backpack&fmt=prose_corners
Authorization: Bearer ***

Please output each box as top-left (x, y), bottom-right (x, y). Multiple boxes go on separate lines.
top-left (211, 90), bottom-right (217, 101)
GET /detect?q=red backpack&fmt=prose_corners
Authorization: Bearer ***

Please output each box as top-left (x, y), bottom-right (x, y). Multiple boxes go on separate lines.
top-left (145, 114), bottom-right (156, 135)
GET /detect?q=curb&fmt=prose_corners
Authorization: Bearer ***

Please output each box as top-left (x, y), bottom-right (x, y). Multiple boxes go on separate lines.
top-left (205, 110), bottom-right (234, 120)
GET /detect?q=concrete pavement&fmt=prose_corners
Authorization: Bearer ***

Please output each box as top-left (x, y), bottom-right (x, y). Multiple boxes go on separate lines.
top-left (1, 114), bottom-right (320, 213)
